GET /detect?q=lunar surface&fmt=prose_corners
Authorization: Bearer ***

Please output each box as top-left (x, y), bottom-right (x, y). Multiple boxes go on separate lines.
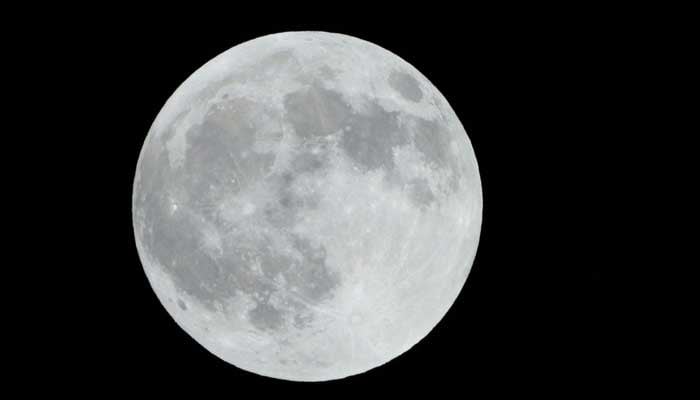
top-left (132, 31), bottom-right (482, 381)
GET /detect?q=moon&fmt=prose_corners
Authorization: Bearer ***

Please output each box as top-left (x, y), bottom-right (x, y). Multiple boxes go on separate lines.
top-left (132, 31), bottom-right (482, 381)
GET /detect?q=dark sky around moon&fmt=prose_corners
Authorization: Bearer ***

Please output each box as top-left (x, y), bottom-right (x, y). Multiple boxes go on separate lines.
top-left (25, 8), bottom-right (612, 394)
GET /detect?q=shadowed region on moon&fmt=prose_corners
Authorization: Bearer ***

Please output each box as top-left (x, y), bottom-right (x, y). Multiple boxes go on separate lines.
top-left (388, 71), bottom-right (423, 102)
top-left (132, 31), bottom-right (482, 381)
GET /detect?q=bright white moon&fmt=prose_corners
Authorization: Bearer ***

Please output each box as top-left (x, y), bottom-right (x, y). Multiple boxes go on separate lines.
top-left (133, 31), bottom-right (482, 381)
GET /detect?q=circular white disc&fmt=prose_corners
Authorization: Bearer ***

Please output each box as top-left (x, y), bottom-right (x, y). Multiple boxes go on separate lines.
top-left (132, 31), bottom-right (482, 381)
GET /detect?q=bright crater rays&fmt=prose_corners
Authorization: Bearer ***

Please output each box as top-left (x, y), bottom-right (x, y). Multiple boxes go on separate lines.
top-left (132, 31), bottom-right (482, 381)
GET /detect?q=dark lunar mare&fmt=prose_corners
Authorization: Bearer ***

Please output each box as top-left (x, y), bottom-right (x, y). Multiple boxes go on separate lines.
top-left (134, 97), bottom-right (342, 332)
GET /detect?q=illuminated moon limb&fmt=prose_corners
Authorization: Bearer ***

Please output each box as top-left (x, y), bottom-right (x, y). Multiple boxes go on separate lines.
top-left (132, 31), bottom-right (482, 381)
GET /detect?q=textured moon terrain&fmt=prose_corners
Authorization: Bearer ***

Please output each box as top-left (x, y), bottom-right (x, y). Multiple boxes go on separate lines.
top-left (132, 31), bottom-right (482, 381)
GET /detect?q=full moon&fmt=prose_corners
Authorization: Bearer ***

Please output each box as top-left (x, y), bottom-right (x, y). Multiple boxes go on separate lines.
top-left (132, 31), bottom-right (482, 381)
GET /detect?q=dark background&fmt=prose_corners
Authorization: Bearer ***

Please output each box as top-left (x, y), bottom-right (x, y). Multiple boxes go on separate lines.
top-left (30, 9), bottom-right (615, 393)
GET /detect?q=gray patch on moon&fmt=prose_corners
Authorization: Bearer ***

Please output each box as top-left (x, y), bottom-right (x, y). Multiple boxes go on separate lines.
top-left (340, 102), bottom-right (405, 171)
top-left (238, 234), bottom-right (339, 333)
top-left (134, 97), bottom-right (340, 317)
top-left (258, 50), bottom-right (297, 76)
top-left (290, 149), bottom-right (327, 173)
top-left (406, 178), bottom-right (435, 208)
top-left (287, 236), bottom-right (338, 302)
top-left (263, 168), bottom-right (322, 229)
top-left (293, 311), bottom-right (314, 329)
top-left (318, 65), bottom-right (337, 80)
top-left (145, 211), bottom-right (340, 323)
top-left (248, 299), bottom-right (285, 331)
top-left (284, 85), bottom-right (351, 139)
top-left (388, 71), bottom-right (423, 102)
top-left (411, 118), bottom-right (450, 168)
top-left (140, 199), bottom-right (234, 307)
top-left (183, 99), bottom-right (275, 202)
top-left (409, 117), bottom-right (461, 193)
top-left (284, 83), bottom-right (409, 173)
